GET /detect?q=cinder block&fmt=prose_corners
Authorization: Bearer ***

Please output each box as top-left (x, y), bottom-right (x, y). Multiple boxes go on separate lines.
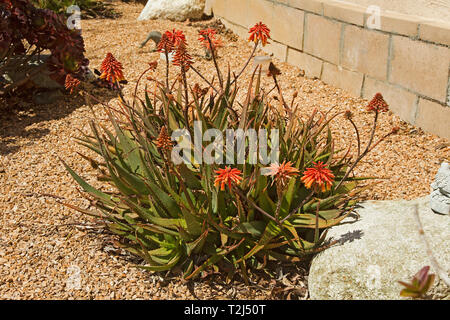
top-left (221, 0), bottom-right (249, 26)
top-left (419, 20), bottom-right (450, 46)
top-left (390, 36), bottom-right (450, 103)
top-left (247, 0), bottom-right (274, 28)
top-left (219, 18), bottom-right (249, 40)
top-left (289, 0), bottom-right (324, 15)
top-left (271, 4), bottom-right (304, 50)
top-left (211, 0), bottom-right (226, 17)
top-left (322, 62), bottom-right (364, 97)
top-left (304, 14), bottom-right (342, 65)
top-left (287, 48), bottom-right (323, 78)
top-left (362, 77), bottom-right (418, 124)
top-left (415, 99), bottom-right (450, 140)
top-left (261, 40), bottom-right (288, 62)
top-left (323, 0), bottom-right (365, 26)
top-left (342, 25), bottom-right (389, 81)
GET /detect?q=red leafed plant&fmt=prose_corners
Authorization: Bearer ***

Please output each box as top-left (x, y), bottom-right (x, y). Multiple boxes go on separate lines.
top-left (64, 73), bottom-right (80, 94)
top-left (0, 0), bottom-right (89, 97)
top-left (399, 266), bottom-right (436, 299)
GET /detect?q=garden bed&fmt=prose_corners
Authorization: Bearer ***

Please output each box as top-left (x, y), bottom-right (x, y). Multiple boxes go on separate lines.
top-left (0, 2), bottom-right (449, 299)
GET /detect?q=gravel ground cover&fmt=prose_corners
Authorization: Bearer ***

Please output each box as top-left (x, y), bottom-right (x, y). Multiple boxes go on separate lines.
top-left (0, 3), bottom-right (449, 299)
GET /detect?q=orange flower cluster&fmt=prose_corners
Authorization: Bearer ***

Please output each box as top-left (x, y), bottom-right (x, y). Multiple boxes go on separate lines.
top-left (367, 93), bottom-right (389, 113)
top-left (155, 126), bottom-right (173, 151)
top-left (64, 74), bottom-right (80, 94)
top-left (198, 28), bottom-right (223, 51)
top-left (173, 40), bottom-right (193, 71)
top-left (99, 52), bottom-right (125, 84)
top-left (214, 167), bottom-right (243, 191)
top-left (248, 22), bottom-right (271, 46)
top-left (301, 161), bottom-right (335, 192)
top-left (264, 161), bottom-right (299, 187)
top-left (158, 29), bottom-right (192, 71)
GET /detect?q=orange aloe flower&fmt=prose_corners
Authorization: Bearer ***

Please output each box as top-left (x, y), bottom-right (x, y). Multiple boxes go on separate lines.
top-left (157, 29), bottom-right (187, 53)
top-left (301, 161), bottom-right (335, 192)
top-left (171, 29), bottom-right (187, 46)
top-left (248, 22), bottom-right (271, 46)
top-left (155, 126), bottom-right (173, 151)
top-left (157, 32), bottom-right (174, 53)
top-left (99, 52), bottom-right (125, 84)
top-left (173, 41), bottom-right (193, 71)
top-left (64, 74), bottom-right (80, 94)
top-left (264, 161), bottom-right (300, 187)
top-left (214, 167), bottom-right (243, 191)
top-left (198, 28), bottom-right (223, 51)
top-left (367, 93), bottom-right (389, 113)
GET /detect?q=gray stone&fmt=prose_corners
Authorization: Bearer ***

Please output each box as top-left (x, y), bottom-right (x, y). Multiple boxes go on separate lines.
top-left (431, 189), bottom-right (450, 215)
top-left (430, 162), bottom-right (450, 215)
top-left (85, 68), bottom-right (97, 82)
top-left (309, 196), bottom-right (450, 300)
top-left (432, 162), bottom-right (450, 195)
top-left (138, 0), bottom-right (205, 22)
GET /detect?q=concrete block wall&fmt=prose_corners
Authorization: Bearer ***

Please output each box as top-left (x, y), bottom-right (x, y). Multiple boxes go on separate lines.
top-left (206, 0), bottom-right (450, 139)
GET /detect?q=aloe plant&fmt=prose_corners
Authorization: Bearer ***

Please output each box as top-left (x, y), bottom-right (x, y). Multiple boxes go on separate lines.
top-left (63, 25), bottom-right (392, 281)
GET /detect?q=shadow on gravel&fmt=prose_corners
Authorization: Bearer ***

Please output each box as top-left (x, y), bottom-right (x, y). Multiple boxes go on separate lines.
top-left (0, 87), bottom-right (116, 156)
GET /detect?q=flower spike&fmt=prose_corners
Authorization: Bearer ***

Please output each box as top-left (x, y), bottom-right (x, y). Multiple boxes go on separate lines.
top-left (248, 22), bottom-right (271, 46)
top-left (214, 167), bottom-right (243, 191)
top-left (155, 126), bottom-right (173, 151)
top-left (198, 28), bottom-right (223, 51)
top-left (99, 52), bottom-right (125, 84)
